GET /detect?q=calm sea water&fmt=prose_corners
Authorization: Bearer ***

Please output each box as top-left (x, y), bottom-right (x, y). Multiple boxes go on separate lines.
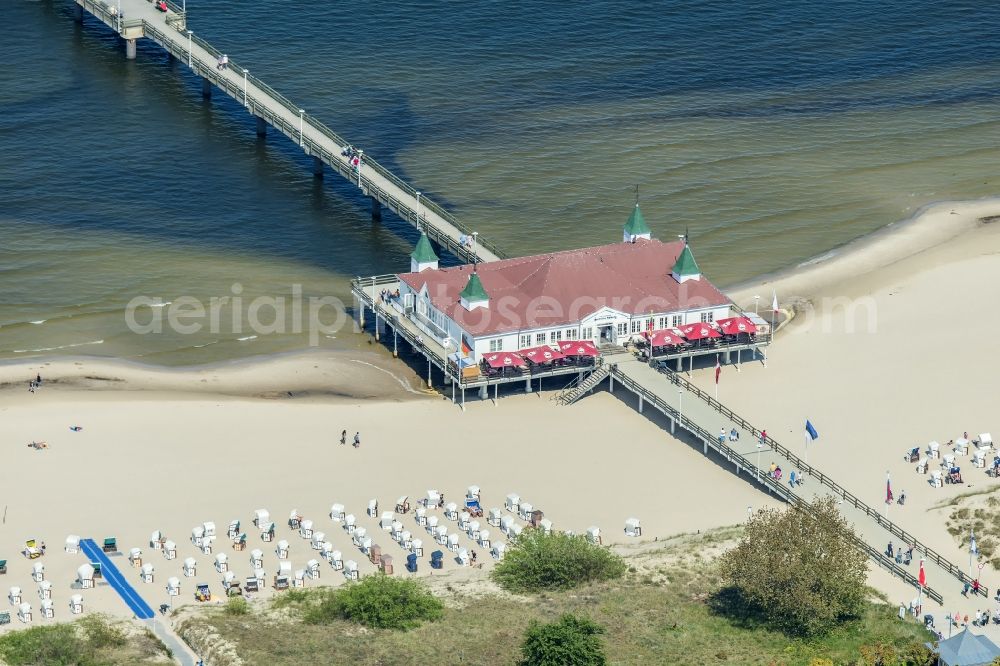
top-left (2, 0), bottom-right (1000, 364)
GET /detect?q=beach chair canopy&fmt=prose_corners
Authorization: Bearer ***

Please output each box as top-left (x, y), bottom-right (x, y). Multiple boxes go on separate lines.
top-left (103, 537), bottom-right (116, 548)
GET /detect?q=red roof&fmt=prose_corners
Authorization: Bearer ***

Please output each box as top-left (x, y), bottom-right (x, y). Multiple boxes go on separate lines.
top-left (398, 239), bottom-right (731, 336)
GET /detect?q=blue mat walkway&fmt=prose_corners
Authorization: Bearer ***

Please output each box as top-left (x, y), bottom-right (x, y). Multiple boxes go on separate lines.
top-left (80, 538), bottom-right (155, 619)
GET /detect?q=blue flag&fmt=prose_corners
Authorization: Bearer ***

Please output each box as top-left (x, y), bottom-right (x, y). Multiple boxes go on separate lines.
top-left (805, 420), bottom-right (819, 442)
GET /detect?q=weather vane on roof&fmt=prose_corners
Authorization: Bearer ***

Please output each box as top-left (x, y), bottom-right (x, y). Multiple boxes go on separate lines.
top-left (634, 184), bottom-right (640, 206)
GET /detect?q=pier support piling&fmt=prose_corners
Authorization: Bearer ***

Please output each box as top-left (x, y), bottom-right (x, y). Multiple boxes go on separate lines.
top-left (201, 77), bottom-right (212, 100)
top-left (374, 314), bottom-right (382, 341)
top-left (479, 385), bottom-right (487, 400)
top-left (74, 3), bottom-right (84, 22)
top-left (255, 116), bottom-right (267, 137)
top-left (426, 358), bottom-right (432, 389)
top-left (525, 377), bottom-right (532, 394)
top-left (676, 357), bottom-right (683, 371)
top-left (703, 438), bottom-right (708, 455)
top-left (393, 330), bottom-right (398, 358)
top-left (312, 156), bottom-right (324, 178)
top-left (638, 395), bottom-right (644, 414)
top-left (670, 416), bottom-right (675, 434)
top-left (371, 197), bottom-right (382, 223)
top-left (125, 39), bottom-right (137, 60)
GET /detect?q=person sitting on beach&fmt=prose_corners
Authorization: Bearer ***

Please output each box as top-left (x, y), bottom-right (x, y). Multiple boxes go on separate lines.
top-left (897, 490), bottom-right (906, 505)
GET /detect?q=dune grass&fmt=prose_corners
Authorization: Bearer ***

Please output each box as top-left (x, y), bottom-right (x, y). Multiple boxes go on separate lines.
top-left (186, 540), bottom-right (932, 666)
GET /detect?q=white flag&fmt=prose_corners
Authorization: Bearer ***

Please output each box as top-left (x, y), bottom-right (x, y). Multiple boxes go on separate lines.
top-left (772, 290), bottom-right (779, 313)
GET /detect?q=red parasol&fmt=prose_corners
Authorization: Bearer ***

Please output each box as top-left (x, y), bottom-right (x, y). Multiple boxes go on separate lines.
top-left (679, 323), bottom-right (722, 341)
top-left (482, 352), bottom-right (526, 369)
top-left (716, 316), bottom-right (756, 336)
top-left (645, 329), bottom-right (687, 347)
top-left (518, 346), bottom-right (566, 363)
top-left (557, 340), bottom-right (599, 357)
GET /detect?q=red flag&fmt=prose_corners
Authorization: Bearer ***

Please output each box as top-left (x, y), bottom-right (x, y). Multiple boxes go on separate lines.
top-left (715, 357), bottom-right (721, 385)
top-left (886, 474), bottom-right (893, 505)
top-left (918, 560), bottom-right (926, 587)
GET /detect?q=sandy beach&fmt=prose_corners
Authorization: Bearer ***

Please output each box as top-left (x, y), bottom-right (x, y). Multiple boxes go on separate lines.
top-left (0, 378), bottom-right (774, 629)
top-left (3, 198), bottom-right (1000, 639)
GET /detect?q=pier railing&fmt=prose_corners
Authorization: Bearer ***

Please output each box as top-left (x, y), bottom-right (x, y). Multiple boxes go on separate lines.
top-left (609, 367), bottom-right (944, 604)
top-left (658, 366), bottom-right (988, 598)
top-left (151, 20), bottom-right (506, 263)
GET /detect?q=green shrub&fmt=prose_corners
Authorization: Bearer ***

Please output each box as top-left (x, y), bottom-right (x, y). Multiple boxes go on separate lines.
top-left (79, 614), bottom-right (127, 650)
top-left (492, 530), bottom-right (626, 593)
top-left (519, 614), bottom-right (607, 666)
top-left (0, 623), bottom-right (86, 666)
top-left (305, 574), bottom-right (443, 630)
top-left (716, 496), bottom-right (867, 637)
top-left (225, 596), bottom-right (250, 616)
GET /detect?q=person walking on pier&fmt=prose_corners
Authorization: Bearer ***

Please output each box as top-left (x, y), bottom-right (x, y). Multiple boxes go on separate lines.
top-left (718, 428), bottom-right (726, 446)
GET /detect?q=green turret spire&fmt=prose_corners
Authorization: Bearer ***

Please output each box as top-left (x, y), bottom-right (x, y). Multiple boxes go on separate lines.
top-left (459, 272), bottom-right (489, 303)
top-left (672, 243), bottom-right (701, 282)
top-left (411, 232), bottom-right (438, 264)
top-left (623, 204), bottom-right (651, 237)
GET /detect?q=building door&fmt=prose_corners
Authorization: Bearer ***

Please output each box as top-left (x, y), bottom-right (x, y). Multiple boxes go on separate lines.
top-left (599, 325), bottom-right (614, 344)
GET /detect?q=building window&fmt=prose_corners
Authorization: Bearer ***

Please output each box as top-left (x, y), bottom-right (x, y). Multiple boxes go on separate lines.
top-left (489, 339), bottom-right (504, 352)
top-left (646, 318), bottom-right (655, 331)
top-left (535, 333), bottom-right (545, 344)
top-left (519, 334), bottom-right (530, 349)
top-left (700, 311), bottom-right (714, 323)
top-left (671, 315), bottom-right (682, 327)
top-left (617, 323), bottom-right (627, 336)
top-left (657, 317), bottom-right (666, 330)
top-left (582, 327), bottom-right (593, 340)
top-left (565, 329), bottom-right (576, 339)
top-left (550, 330), bottom-right (563, 343)
top-left (630, 320), bottom-right (641, 334)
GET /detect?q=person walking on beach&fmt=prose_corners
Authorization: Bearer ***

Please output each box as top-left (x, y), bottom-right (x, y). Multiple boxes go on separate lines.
top-left (340, 430), bottom-right (347, 446)
top-left (353, 432), bottom-right (360, 448)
